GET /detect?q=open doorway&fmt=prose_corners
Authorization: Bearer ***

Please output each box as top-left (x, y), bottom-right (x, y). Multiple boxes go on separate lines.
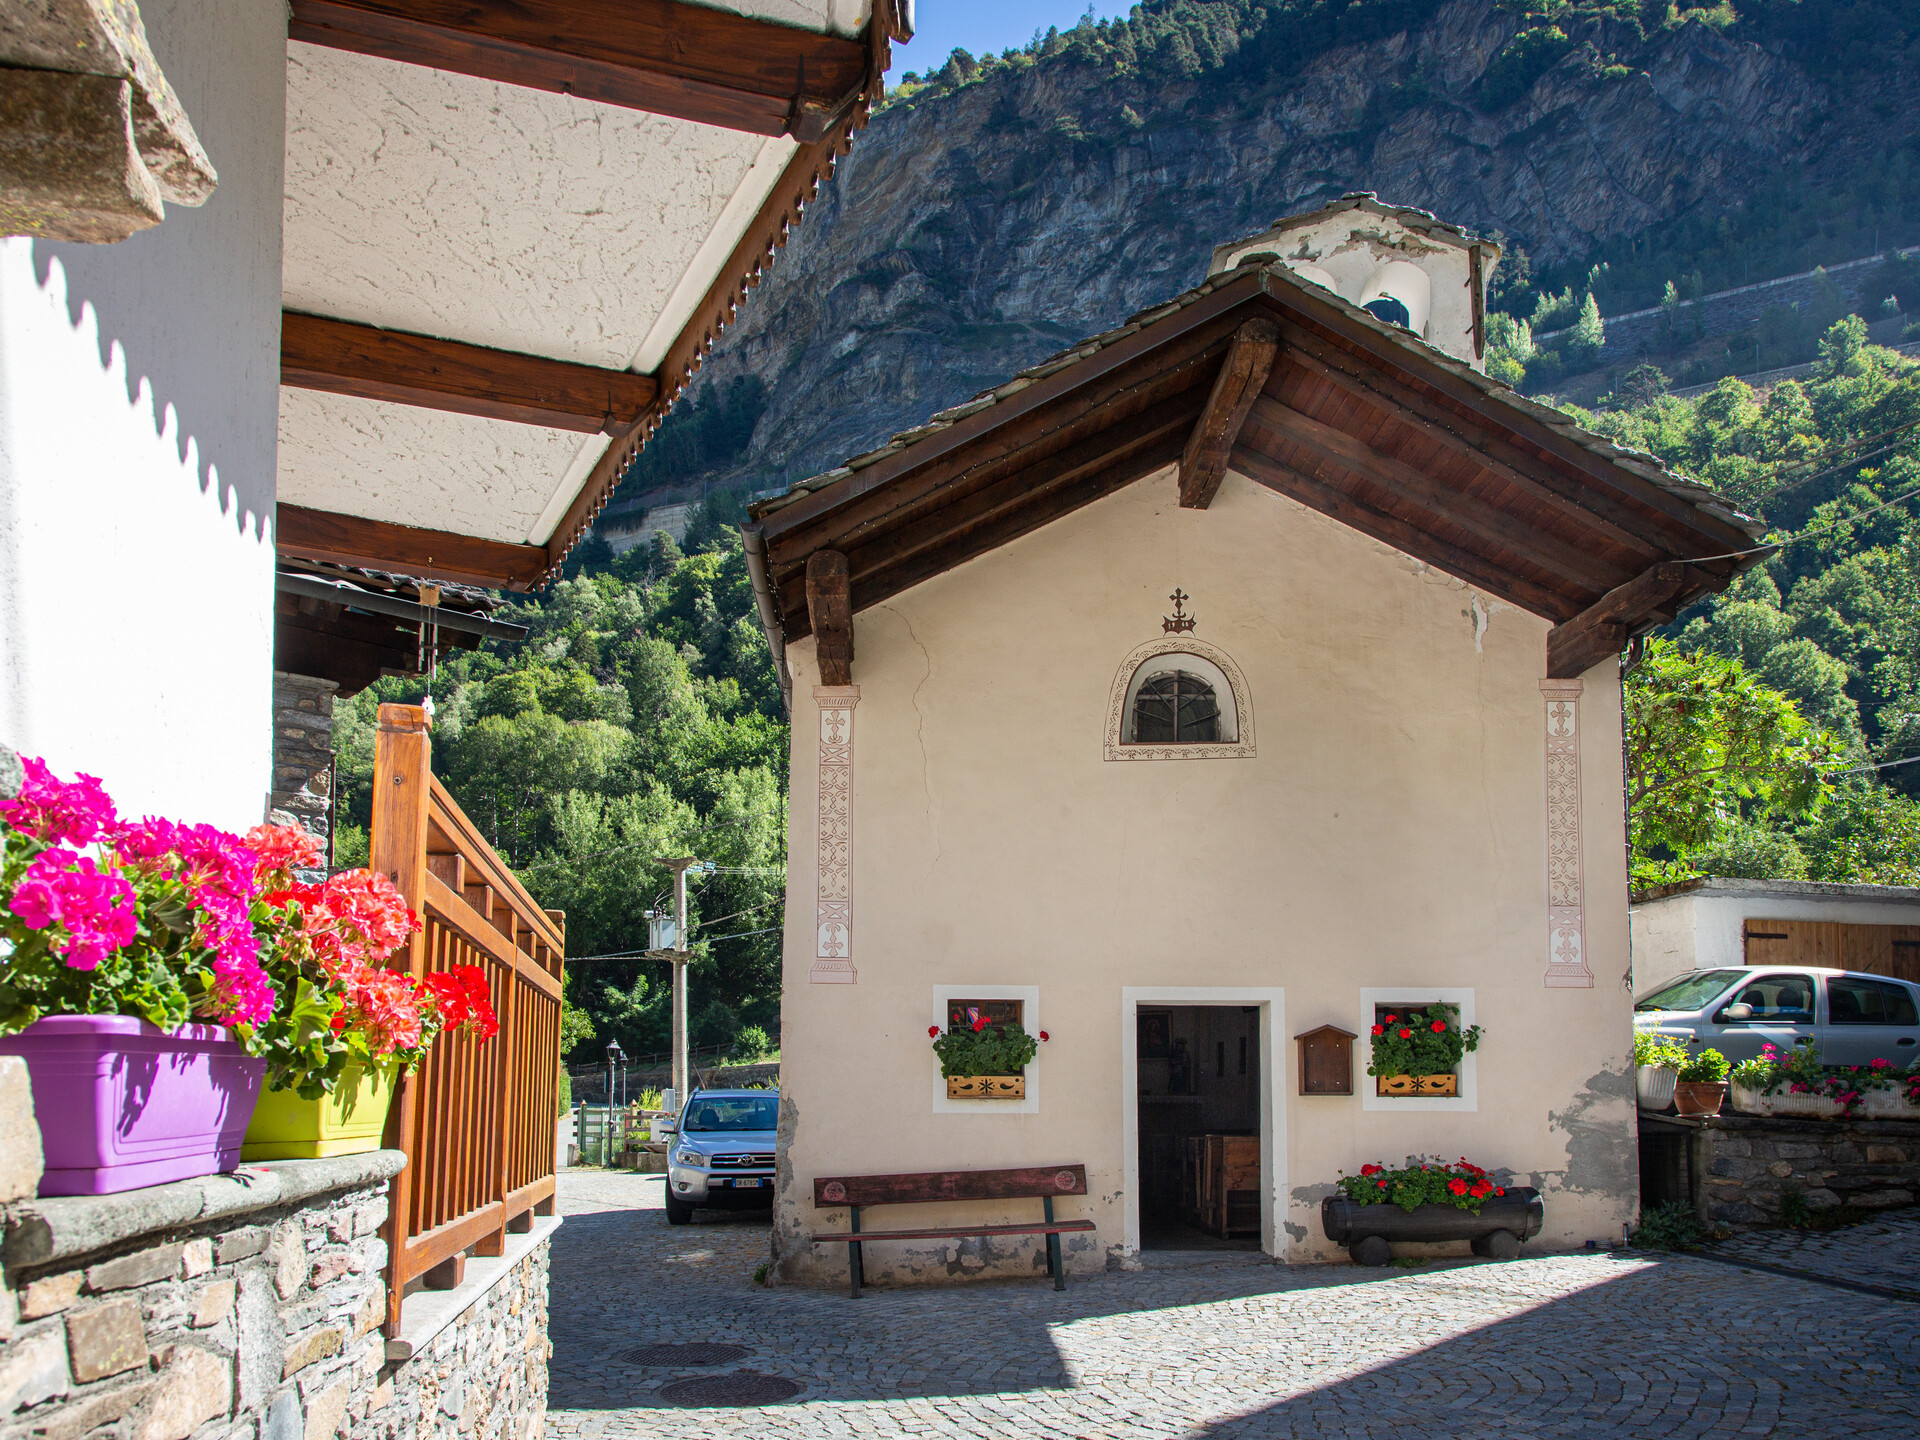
top-left (1135, 1005), bottom-right (1261, 1250)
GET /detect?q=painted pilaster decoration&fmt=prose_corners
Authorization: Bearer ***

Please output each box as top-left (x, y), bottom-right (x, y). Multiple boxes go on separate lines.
top-left (812, 685), bottom-right (860, 984)
top-left (1540, 678), bottom-right (1593, 989)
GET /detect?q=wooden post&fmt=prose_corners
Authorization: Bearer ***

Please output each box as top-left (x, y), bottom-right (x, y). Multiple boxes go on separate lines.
top-left (373, 703), bottom-right (432, 1335)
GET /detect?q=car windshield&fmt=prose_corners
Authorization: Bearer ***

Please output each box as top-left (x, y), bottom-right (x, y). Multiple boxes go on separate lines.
top-left (1635, 969), bottom-right (1746, 1012)
top-left (682, 1096), bottom-right (778, 1132)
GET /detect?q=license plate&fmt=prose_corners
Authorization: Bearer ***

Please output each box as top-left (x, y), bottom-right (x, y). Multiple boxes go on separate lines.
top-left (730, 1178), bottom-right (764, 1188)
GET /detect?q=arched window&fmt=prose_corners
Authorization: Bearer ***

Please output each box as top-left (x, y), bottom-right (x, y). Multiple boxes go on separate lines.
top-left (1106, 641), bottom-right (1254, 760)
top-left (1132, 671), bottom-right (1220, 744)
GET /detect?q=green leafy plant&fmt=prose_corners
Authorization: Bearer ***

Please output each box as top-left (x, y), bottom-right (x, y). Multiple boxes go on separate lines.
top-left (1366, 1004), bottom-right (1480, 1079)
top-left (1777, 1188), bottom-right (1814, 1229)
top-left (1336, 1156), bottom-right (1507, 1214)
top-left (1730, 1039), bottom-right (1899, 1115)
top-left (1633, 1031), bottom-right (1689, 1069)
top-left (930, 1018), bottom-right (1039, 1078)
top-left (1677, 1047), bottom-right (1731, 1083)
top-left (1631, 1201), bottom-right (1706, 1251)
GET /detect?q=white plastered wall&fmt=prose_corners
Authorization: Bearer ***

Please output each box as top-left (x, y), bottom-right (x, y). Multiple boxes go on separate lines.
top-left (1631, 888), bottom-right (1920, 995)
top-left (771, 464), bottom-right (1637, 1284)
top-left (0, 0), bottom-right (284, 828)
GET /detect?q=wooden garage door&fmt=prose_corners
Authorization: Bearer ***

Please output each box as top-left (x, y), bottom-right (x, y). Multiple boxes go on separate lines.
top-left (1743, 919), bottom-right (1920, 984)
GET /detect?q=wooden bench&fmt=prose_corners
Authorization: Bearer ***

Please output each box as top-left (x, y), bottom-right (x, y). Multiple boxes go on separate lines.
top-left (811, 1164), bottom-right (1096, 1297)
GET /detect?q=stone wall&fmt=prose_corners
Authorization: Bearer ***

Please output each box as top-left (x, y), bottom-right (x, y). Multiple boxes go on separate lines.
top-left (1657, 1113), bottom-right (1920, 1228)
top-left (270, 673), bottom-right (337, 853)
top-left (1, 1060), bottom-right (554, 1440)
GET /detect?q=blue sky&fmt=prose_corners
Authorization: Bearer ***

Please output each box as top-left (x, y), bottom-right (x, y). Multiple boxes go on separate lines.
top-left (894, 1), bottom-right (1136, 78)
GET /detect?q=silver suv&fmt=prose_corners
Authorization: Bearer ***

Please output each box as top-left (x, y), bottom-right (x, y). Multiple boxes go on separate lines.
top-left (664, 1088), bottom-right (777, 1225)
top-left (1634, 967), bottom-right (1920, 1066)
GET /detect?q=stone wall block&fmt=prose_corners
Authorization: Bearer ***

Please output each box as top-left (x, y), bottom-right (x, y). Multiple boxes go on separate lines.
top-left (1, 1331), bottom-right (70, 1412)
top-left (1865, 1144), bottom-right (1909, 1163)
top-left (281, 1329), bottom-right (342, 1381)
top-left (351, 1204), bottom-right (386, 1241)
top-left (1851, 1187), bottom-right (1916, 1208)
top-left (1771, 1142), bottom-right (1824, 1159)
top-left (216, 1230), bottom-right (272, 1267)
top-left (15, 1275), bottom-right (79, 1324)
top-left (300, 1379), bottom-right (349, 1440)
top-left (23, 1377), bottom-right (154, 1440)
top-left (0, 1060), bottom-right (44, 1205)
top-left (262, 1388), bottom-right (302, 1440)
top-left (272, 1235), bottom-right (307, 1303)
top-left (309, 1258), bottom-right (351, 1290)
top-left (1710, 1136), bottom-right (1751, 1158)
top-left (136, 1346), bottom-right (232, 1440)
top-left (193, 1282), bottom-right (239, 1331)
top-left (65, 1299), bottom-right (147, 1382)
top-left (84, 1244), bottom-right (181, 1294)
top-left (181, 1241), bottom-right (213, 1279)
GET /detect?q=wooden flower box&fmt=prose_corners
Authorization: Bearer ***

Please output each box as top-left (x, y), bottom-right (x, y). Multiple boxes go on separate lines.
top-left (946, 1074), bottom-right (1025, 1100)
top-left (1322, 1187), bottom-right (1544, 1265)
top-left (1375, 1072), bottom-right (1457, 1097)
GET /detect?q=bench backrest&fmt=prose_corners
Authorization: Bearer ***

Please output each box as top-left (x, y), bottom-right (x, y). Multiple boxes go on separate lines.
top-left (814, 1164), bottom-right (1087, 1208)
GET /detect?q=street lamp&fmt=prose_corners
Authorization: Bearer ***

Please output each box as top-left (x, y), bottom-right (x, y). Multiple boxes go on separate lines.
top-left (605, 1040), bottom-right (624, 1162)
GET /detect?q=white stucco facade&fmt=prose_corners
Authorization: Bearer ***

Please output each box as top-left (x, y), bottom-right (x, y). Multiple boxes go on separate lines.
top-left (1630, 879), bottom-right (1920, 995)
top-left (770, 463), bottom-right (1639, 1284)
top-left (0, 0), bottom-right (285, 827)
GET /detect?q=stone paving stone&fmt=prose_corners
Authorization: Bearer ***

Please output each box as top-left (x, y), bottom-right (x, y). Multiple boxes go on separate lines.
top-left (546, 1170), bottom-right (1920, 1438)
top-left (1709, 1209), bottom-right (1920, 1294)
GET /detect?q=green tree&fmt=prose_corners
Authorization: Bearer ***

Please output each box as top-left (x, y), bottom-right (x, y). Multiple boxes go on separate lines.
top-left (1627, 641), bottom-right (1840, 885)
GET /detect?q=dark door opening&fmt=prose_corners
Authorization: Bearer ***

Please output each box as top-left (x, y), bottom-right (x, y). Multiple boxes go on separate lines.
top-left (1136, 1005), bottom-right (1261, 1251)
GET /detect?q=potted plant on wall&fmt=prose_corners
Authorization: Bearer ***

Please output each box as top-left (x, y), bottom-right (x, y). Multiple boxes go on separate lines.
top-left (1366, 1005), bottom-right (1480, 1097)
top-left (1729, 1041), bottom-right (1904, 1118)
top-left (1322, 1156), bottom-right (1544, 1265)
top-left (1633, 1030), bottom-right (1688, 1111)
top-left (930, 1011), bottom-right (1041, 1099)
top-left (1672, 1047), bottom-right (1730, 1116)
top-left (0, 758), bottom-right (278, 1195)
top-left (240, 824), bottom-right (499, 1159)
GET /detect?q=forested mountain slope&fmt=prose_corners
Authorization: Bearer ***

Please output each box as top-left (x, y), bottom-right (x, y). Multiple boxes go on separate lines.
top-left (607, 0), bottom-right (1920, 507)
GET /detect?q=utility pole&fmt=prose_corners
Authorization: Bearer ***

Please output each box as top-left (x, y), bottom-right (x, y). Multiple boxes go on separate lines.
top-left (671, 857), bottom-right (691, 1106)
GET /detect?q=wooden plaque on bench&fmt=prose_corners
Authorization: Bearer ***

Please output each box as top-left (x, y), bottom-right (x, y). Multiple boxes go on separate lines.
top-left (813, 1164), bottom-right (1088, 1208)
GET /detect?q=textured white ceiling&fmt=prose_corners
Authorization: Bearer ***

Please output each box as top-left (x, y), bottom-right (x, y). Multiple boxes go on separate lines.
top-left (694, 0), bottom-right (871, 35)
top-left (283, 44), bottom-right (795, 369)
top-left (277, 388), bottom-right (607, 546)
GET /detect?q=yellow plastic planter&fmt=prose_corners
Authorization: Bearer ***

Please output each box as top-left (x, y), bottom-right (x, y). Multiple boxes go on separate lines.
top-left (240, 1063), bottom-right (397, 1160)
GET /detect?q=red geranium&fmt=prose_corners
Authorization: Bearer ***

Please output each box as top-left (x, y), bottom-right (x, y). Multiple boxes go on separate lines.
top-left (1398, 1028), bottom-right (1413, 1039)
top-left (928, 1025), bottom-right (940, 1038)
top-left (1370, 1024), bottom-right (1385, 1036)
top-left (1431, 1020), bottom-right (1447, 1033)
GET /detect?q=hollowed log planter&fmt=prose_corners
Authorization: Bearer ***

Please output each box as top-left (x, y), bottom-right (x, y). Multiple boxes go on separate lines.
top-left (1374, 1072), bottom-right (1458, 1097)
top-left (1322, 1187), bottom-right (1544, 1266)
top-left (946, 1074), bottom-right (1024, 1099)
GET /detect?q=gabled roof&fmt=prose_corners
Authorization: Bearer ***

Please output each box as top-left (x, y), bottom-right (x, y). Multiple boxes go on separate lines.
top-left (743, 260), bottom-right (1763, 703)
top-left (274, 0), bottom-right (908, 592)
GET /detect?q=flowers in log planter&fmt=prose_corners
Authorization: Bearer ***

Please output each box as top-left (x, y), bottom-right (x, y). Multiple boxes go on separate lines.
top-left (1336, 1157), bottom-right (1506, 1213)
top-left (1366, 1004), bottom-right (1480, 1094)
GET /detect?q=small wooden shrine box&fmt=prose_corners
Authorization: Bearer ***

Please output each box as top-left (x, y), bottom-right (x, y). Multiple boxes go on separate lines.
top-left (1295, 1025), bottom-right (1356, 1096)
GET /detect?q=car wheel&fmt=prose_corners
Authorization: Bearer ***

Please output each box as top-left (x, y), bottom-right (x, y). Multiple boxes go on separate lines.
top-left (664, 1191), bottom-right (694, 1225)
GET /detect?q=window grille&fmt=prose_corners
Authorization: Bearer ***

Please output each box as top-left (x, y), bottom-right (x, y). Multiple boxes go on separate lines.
top-left (1132, 671), bottom-right (1220, 743)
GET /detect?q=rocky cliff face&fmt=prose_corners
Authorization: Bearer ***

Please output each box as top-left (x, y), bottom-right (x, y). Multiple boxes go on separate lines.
top-left (646, 0), bottom-right (1889, 501)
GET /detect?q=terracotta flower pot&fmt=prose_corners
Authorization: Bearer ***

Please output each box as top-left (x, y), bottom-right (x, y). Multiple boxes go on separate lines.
top-left (1672, 1080), bottom-right (1728, 1117)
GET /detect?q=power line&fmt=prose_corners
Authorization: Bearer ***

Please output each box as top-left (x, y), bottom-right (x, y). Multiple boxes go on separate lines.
top-left (1686, 475), bottom-right (1920, 564)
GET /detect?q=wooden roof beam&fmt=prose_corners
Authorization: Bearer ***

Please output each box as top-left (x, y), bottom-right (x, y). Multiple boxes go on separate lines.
top-left (1546, 562), bottom-right (1724, 678)
top-left (288, 0), bottom-right (872, 141)
top-left (1230, 444), bottom-right (1581, 622)
top-left (1243, 396), bottom-right (1625, 594)
top-left (1180, 319), bottom-right (1279, 509)
top-left (277, 504), bottom-right (550, 591)
top-left (282, 312), bottom-right (658, 436)
top-left (806, 551), bottom-right (854, 685)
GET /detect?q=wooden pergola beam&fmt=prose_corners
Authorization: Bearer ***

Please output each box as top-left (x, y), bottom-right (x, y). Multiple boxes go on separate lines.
top-left (277, 504), bottom-right (550, 591)
top-left (1546, 561), bottom-right (1721, 677)
top-left (281, 312), bottom-right (658, 435)
top-left (805, 551), bottom-right (854, 685)
top-left (288, 0), bottom-right (871, 140)
top-left (1179, 318), bottom-right (1279, 509)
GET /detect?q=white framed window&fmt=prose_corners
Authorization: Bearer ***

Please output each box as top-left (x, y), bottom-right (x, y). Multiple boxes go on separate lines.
top-left (1103, 638), bottom-right (1256, 761)
top-left (1358, 987), bottom-right (1478, 1113)
top-left (930, 983), bottom-right (1040, 1115)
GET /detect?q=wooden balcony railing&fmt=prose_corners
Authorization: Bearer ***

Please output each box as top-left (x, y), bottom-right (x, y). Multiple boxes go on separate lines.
top-left (370, 703), bottom-right (565, 1333)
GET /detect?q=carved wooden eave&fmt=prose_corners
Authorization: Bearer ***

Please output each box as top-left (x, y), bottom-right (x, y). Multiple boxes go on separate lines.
top-left (0, 0), bottom-right (218, 243)
top-left (743, 263), bottom-right (1766, 681)
top-left (273, 0), bottom-right (910, 592)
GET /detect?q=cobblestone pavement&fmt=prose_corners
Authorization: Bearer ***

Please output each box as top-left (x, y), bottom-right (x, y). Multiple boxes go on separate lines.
top-left (547, 1170), bottom-right (1920, 1438)
top-left (1709, 1210), bottom-right (1920, 1297)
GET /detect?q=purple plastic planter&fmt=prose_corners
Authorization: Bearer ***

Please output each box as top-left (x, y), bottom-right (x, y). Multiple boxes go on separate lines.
top-left (0, 1016), bottom-right (266, 1195)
